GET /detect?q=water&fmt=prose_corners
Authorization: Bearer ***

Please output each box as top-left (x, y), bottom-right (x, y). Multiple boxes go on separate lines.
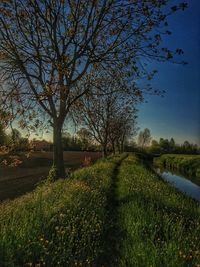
top-left (156, 168), bottom-right (200, 202)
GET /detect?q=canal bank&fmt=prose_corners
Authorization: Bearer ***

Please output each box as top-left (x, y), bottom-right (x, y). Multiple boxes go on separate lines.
top-left (114, 154), bottom-right (200, 266)
top-left (155, 168), bottom-right (200, 202)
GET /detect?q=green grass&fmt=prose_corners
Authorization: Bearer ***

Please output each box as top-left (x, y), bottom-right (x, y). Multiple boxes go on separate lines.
top-left (154, 154), bottom-right (200, 178)
top-left (115, 155), bottom-right (200, 267)
top-left (1, 153), bottom-right (200, 267)
top-left (0, 154), bottom-right (124, 267)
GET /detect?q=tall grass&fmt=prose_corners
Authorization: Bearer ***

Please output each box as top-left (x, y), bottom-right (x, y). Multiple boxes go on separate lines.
top-left (0, 155), bottom-right (123, 267)
top-left (116, 155), bottom-right (200, 267)
top-left (154, 154), bottom-right (200, 178)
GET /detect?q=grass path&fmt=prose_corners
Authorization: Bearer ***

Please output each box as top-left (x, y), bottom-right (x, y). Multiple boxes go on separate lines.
top-left (97, 154), bottom-right (127, 266)
top-left (105, 154), bottom-right (200, 267)
top-left (1, 154), bottom-right (200, 266)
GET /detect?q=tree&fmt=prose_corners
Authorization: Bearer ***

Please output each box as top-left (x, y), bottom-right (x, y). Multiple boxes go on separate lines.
top-left (169, 137), bottom-right (175, 152)
top-left (62, 132), bottom-right (81, 151)
top-left (108, 108), bottom-right (137, 154)
top-left (138, 128), bottom-right (151, 148)
top-left (73, 73), bottom-right (138, 156)
top-left (159, 138), bottom-right (172, 153)
top-left (149, 139), bottom-right (161, 154)
top-left (0, 110), bottom-right (11, 148)
top-left (0, 123), bottom-right (6, 146)
top-left (0, 0), bottom-right (187, 178)
top-left (76, 128), bottom-right (92, 151)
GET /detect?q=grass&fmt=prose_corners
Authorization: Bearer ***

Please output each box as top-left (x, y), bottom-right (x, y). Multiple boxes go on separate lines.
top-left (1, 153), bottom-right (200, 267)
top-left (154, 154), bottom-right (200, 178)
top-left (0, 154), bottom-right (124, 267)
top-left (115, 155), bottom-right (200, 267)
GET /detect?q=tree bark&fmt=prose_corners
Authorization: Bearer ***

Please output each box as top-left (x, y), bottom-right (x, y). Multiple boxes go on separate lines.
top-left (52, 121), bottom-right (65, 179)
top-left (102, 144), bottom-right (108, 158)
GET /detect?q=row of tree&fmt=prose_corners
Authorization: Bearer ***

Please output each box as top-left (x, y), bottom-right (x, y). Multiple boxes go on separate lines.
top-left (149, 138), bottom-right (200, 155)
top-left (71, 72), bottom-right (138, 156)
top-left (0, 0), bottom-right (187, 178)
top-left (137, 128), bottom-right (200, 155)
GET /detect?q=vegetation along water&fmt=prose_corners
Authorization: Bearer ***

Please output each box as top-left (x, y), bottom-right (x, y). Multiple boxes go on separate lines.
top-left (154, 154), bottom-right (200, 179)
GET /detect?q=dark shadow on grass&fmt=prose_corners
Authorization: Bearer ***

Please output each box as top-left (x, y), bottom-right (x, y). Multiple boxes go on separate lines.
top-left (96, 155), bottom-right (128, 267)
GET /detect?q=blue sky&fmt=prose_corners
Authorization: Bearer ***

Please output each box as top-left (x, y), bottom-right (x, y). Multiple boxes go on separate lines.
top-left (138, 0), bottom-right (200, 145)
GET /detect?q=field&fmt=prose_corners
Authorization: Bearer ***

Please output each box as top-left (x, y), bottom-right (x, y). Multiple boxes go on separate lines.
top-left (154, 154), bottom-right (200, 178)
top-left (0, 151), bottom-right (101, 201)
top-left (0, 154), bottom-right (200, 266)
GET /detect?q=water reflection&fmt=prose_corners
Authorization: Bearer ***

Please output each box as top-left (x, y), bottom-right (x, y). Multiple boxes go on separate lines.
top-left (156, 168), bottom-right (200, 202)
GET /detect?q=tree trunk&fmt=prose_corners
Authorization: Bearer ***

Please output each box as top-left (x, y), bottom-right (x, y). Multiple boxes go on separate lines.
top-left (52, 121), bottom-right (65, 179)
top-left (116, 141), bottom-right (121, 153)
top-left (120, 141), bottom-right (124, 153)
top-left (102, 144), bottom-right (108, 158)
top-left (112, 141), bottom-right (116, 154)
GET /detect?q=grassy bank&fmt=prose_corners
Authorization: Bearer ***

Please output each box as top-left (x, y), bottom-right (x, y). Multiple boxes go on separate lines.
top-left (154, 154), bottom-right (200, 178)
top-left (116, 155), bottom-right (200, 267)
top-left (1, 153), bottom-right (200, 267)
top-left (0, 155), bottom-right (124, 267)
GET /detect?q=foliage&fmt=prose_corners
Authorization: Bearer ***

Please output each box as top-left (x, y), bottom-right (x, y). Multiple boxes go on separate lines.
top-left (62, 132), bottom-right (81, 151)
top-left (0, 123), bottom-right (7, 146)
top-left (148, 138), bottom-right (199, 155)
top-left (0, 0), bottom-right (187, 177)
top-left (62, 131), bottom-right (97, 152)
top-left (137, 128), bottom-right (152, 148)
top-left (76, 128), bottom-right (93, 151)
top-left (115, 155), bottom-right (200, 266)
top-left (0, 126), bottom-right (29, 166)
top-left (154, 154), bottom-right (200, 178)
top-left (0, 154), bottom-right (123, 266)
top-left (0, 110), bottom-right (12, 147)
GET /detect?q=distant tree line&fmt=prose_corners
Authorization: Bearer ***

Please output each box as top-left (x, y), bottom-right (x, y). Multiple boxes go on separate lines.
top-left (62, 129), bottom-right (99, 152)
top-left (0, 121), bottom-right (136, 155)
top-left (0, 123), bottom-right (29, 153)
top-left (136, 128), bottom-right (200, 155)
top-left (148, 138), bottom-right (200, 155)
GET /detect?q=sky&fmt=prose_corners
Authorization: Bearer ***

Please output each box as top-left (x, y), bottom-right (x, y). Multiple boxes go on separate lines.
top-left (138, 0), bottom-right (200, 145)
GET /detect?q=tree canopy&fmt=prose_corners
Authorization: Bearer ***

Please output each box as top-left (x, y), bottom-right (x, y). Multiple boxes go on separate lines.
top-left (0, 0), bottom-right (187, 177)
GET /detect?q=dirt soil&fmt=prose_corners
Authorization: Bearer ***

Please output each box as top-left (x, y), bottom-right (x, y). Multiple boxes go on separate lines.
top-left (0, 151), bottom-right (101, 202)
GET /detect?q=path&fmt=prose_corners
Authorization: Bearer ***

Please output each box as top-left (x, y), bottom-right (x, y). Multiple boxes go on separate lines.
top-left (97, 154), bottom-right (127, 267)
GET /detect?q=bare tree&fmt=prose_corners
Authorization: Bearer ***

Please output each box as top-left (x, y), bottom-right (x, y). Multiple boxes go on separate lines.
top-left (0, 0), bottom-right (187, 177)
top-left (108, 106), bottom-right (137, 154)
top-left (73, 72), bottom-right (139, 156)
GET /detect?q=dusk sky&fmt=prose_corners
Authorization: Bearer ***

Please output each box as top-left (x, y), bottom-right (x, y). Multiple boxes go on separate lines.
top-left (138, 0), bottom-right (200, 145)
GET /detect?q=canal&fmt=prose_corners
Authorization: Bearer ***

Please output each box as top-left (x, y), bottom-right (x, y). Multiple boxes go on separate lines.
top-left (155, 168), bottom-right (200, 202)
